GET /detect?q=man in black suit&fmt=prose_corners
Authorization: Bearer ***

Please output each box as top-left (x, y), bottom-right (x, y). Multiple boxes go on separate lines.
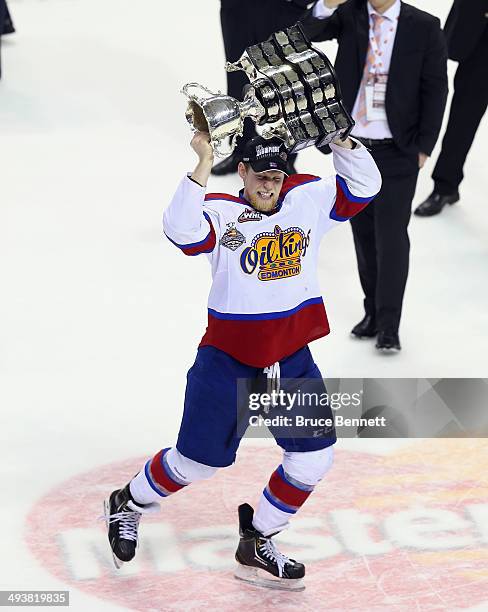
top-left (301, 0), bottom-right (448, 352)
top-left (211, 0), bottom-right (310, 176)
top-left (415, 0), bottom-right (488, 217)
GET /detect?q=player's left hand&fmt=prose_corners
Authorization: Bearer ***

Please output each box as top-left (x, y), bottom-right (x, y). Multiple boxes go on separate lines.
top-left (418, 152), bottom-right (428, 169)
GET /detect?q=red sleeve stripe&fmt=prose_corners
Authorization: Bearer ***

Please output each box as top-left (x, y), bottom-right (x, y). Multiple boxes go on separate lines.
top-left (165, 212), bottom-right (216, 256)
top-left (330, 175), bottom-right (377, 222)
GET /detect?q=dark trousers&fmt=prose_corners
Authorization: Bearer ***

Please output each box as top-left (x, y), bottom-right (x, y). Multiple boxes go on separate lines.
top-left (433, 26), bottom-right (488, 195)
top-left (350, 144), bottom-right (419, 333)
top-left (220, 0), bottom-right (304, 153)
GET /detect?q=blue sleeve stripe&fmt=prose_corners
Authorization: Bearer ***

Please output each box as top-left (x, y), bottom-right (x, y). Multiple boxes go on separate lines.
top-left (329, 207), bottom-right (350, 222)
top-left (165, 231), bottom-right (212, 250)
top-left (164, 212), bottom-right (213, 249)
top-left (336, 174), bottom-right (376, 203)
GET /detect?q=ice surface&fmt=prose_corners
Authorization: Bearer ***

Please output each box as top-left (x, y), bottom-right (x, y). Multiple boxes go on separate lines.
top-left (1, 1), bottom-right (487, 610)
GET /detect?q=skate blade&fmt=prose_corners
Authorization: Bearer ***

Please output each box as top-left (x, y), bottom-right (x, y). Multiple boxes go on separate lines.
top-left (234, 563), bottom-right (305, 591)
top-left (102, 499), bottom-right (124, 570)
top-left (111, 552), bottom-right (124, 570)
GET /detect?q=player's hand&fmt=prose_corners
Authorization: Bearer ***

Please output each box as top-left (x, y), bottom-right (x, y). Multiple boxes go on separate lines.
top-left (323, 0), bottom-right (348, 9)
top-left (332, 135), bottom-right (354, 149)
top-left (418, 152), bottom-right (428, 169)
top-left (191, 132), bottom-right (214, 164)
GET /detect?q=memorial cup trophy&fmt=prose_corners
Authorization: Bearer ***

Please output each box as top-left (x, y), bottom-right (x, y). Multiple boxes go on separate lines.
top-left (181, 23), bottom-right (354, 157)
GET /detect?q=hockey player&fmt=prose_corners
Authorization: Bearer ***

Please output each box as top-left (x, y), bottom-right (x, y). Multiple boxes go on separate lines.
top-left (103, 131), bottom-right (381, 590)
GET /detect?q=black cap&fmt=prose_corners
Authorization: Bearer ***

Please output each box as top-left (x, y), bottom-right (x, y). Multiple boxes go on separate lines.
top-left (241, 136), bottom-right (289, 175)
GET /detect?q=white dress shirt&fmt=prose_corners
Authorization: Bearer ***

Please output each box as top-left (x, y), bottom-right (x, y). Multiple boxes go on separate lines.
top-left (313, 0), bottom-right (401, 139)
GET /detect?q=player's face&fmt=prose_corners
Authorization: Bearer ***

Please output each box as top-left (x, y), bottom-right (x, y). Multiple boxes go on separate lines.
top-left (238, 163), bottom-right (286, 212)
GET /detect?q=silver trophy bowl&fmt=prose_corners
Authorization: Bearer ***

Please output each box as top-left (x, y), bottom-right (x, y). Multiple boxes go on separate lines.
top-left (182, 83), bottom-right (264, 158)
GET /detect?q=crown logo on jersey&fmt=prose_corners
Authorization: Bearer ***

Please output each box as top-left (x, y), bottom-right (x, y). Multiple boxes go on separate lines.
top-left (240, 225), bottom-right (311, 281)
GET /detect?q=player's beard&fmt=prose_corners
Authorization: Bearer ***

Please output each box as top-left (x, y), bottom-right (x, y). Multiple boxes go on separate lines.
top-left (249, 192), bottom-right (279, 212)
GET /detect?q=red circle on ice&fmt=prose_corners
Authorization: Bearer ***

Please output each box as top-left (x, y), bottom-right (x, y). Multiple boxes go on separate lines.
top-left (25, 441), bottom-right (488, 611)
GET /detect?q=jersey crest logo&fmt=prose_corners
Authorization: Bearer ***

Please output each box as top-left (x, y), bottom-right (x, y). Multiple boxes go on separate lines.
top-left (238, 209), bottom-right (262, 223)
top-left (240, 225), bottom-right (311, 281)
top-left (220, 223), bottom-right (246, 251)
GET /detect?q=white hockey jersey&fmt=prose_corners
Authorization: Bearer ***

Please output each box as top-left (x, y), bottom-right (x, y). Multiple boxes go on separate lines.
top-left (163, 141), bottom-right (382, 367)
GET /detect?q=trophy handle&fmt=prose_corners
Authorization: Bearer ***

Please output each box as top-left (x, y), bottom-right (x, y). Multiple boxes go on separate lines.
top-left (224, 61), bottom-right (240, 73)
top-left (181, 82), bottom-right (220, 100)
top-left (213, 132), bottom-right (240, 158)
top-left (262, 124), bottom-right (295, 149)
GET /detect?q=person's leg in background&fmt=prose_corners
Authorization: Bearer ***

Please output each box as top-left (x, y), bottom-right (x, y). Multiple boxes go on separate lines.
top-left (212, 0), bottom-right (259, 175)
top-left (213, 0), bottom-right (302, 176)
top-left (350, 199), bottom-right (379, 339)
top-left (222, 1), bottom-right (257, 145)
top-left (415, 27), bottom-right (488, 217)
top-left (374, 169), bottom-right (418, 347)
top-left (351, 144), bottom-right (418, 351)
top-left (2, 1), bottom-right (15, 35)
top-left (252, 0), bottom-right (306, 173)
top-left (0, 0), bottom-right (16, 80)
top-left (0, 0), bottom-right (5, 80)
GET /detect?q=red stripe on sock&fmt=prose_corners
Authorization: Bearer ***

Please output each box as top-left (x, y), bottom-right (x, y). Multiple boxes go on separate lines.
top-left (268, 469), bottom-right (311, 508)
top-left (149, 450), bottom-right (185, 494)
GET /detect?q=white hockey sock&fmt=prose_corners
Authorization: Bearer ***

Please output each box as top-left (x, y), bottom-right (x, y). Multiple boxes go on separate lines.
top-left (253, 447), bottom-right (334, 536)
top-left (130, 469), bottom-right (161, 505)
top-left (129, 446), bottom-right (218, 505)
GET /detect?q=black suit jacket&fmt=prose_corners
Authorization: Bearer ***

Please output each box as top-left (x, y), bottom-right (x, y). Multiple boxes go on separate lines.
top-left (444, 0), bottom-right (488, 62)
top-left (301, 0), bottom-right (448, 156)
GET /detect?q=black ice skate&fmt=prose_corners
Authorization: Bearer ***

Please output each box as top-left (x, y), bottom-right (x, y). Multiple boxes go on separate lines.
top-left (234, 503), bottom-right (305, 591)
top-left (102, 484), bottom-right (159, 568)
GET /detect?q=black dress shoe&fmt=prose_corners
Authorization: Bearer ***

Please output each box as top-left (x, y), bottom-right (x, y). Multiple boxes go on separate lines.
top-left (414, 191), bottom-right (459, 217)
top-left (375, 330), bottom-right (401, 352)
top-left (351, 314), bottom-right (377, 339)
top-left (211, 151), bottom-right (241, 176)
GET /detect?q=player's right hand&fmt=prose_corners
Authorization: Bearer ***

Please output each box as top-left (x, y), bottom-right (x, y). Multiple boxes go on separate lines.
top-left (191, 132), bottom-right (214, 164)
top-left (323, 0), bottom-right (348, 8)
